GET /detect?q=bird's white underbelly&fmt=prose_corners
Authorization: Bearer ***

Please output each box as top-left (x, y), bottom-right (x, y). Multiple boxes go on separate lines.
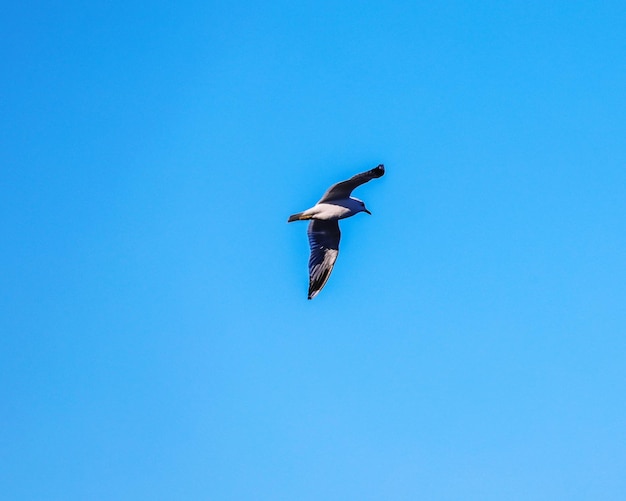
top-left (307, 202), bottom-right (354, 220)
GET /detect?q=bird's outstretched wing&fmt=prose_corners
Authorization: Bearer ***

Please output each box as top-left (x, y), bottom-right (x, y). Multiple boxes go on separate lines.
top-left (318, 164), bottom-right (385, 203)
top-left (307, 220), bottom-right (341, 299)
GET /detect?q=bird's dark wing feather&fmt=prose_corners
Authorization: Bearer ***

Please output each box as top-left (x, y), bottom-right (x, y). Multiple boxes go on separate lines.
top-left (307, 220), bottom-right (341, 299)
top-left (318, 164), bottom-right (385, 203)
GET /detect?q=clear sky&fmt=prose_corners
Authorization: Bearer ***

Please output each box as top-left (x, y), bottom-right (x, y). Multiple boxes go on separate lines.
top-left (2, 1), bottom-right (626, 499)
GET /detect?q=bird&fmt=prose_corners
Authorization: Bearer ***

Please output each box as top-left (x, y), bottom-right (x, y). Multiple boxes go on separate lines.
top-left (288, 164), bottom-right (385, 299)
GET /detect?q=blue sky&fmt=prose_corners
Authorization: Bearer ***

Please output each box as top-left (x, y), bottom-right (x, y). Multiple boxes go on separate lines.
top-left (2, 1), bottom-right (626, 499)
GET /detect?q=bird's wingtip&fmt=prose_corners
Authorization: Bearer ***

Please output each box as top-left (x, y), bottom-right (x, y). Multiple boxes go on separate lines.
top-left (365, 164), bottom-right (384, 179)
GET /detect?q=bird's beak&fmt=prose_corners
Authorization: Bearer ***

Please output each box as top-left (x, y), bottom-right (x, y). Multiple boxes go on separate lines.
top-left (364, 208), bottom-right (372, 215)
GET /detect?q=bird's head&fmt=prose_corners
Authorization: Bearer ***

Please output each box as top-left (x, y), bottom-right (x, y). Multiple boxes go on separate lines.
top-left (352, 197), bottom-right (371, 215)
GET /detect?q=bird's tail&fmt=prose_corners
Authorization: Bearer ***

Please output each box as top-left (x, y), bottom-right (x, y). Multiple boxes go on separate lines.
top-left (287, 212), bottom-right (309, 222)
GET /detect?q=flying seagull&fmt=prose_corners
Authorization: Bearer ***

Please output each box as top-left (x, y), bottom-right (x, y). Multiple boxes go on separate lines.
top-left (288, 164), bottom-right (385, 299)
